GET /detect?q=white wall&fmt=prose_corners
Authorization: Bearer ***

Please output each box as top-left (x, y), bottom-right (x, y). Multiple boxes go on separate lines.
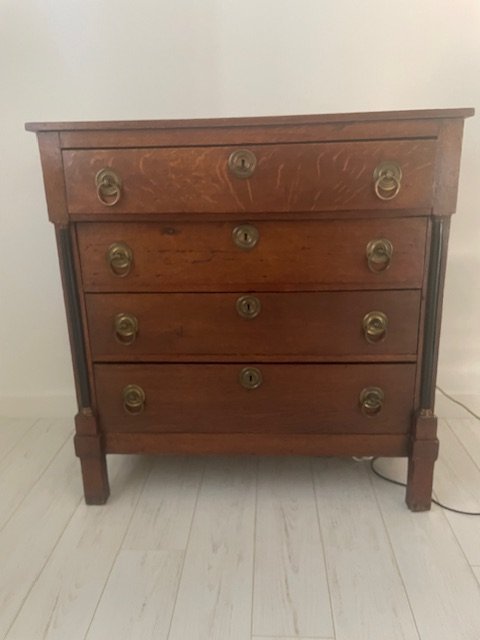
top-left (1, 0), bottom-right (479, 416)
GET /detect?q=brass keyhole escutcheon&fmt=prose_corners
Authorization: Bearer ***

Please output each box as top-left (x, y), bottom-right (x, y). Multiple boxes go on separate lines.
top-left (236, 295), bottom-right (261, 320)
top-left (359, 386), bottom-right (385, 416)
top-left (123, 384), bottom-right (146, 415)
top-left (107, 242), bottom-right (133, 277)
top-left (363, 311), bottom-right (388, 344)
top-left (366, 238), bottom-right (393, 273)
top-left (373, 161), bottom-right (402, 201)
top-left (95, 168), bottom-right (122, 206)
top-left (114, 313), bottom-right (138, 345)
top-left (232, 224), bottom-right (259, 250)
top-left (228, 149), bottom-right (257, 178)
top-left (239, 367), bottom-right (263, 390)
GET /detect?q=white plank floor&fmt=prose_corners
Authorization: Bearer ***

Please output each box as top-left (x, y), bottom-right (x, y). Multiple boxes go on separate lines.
top-left (1, 399), bottom-right (480, 640)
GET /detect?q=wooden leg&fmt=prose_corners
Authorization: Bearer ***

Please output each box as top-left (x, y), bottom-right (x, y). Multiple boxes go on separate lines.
top-left (405, 411), bottom-right (439, 512)
top-left (74, 434), bottom-right (110, 505)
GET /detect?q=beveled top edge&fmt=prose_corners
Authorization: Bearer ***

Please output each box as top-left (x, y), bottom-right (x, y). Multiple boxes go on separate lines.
top-left (25, 108), bottom-right (474, 132)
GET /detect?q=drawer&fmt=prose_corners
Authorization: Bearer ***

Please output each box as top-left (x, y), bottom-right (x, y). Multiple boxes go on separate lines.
top-left (94, 363), bottom-right (416, 434)
top-left (86, 290), bottom-right (421, 360)
top-left (77, 218), bottom-right (428, 292)
top-left (63, 140), bottom-right (436, 214)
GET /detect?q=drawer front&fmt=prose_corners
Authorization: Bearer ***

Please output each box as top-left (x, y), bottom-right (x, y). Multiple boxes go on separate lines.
top-left (94, 363), bottom-right (416, 434)
top-left (63, 140), bottom-right (436, 214)
top-left (86, 290), bottom-right (421, 359)
top-left (77, 218), bottom-right (428, 292)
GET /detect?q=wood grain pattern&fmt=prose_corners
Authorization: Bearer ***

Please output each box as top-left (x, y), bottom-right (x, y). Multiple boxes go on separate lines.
top-left (373, 466), bottom-right (480, 640)
top-left (0, 418), bottom-right (72, 528)
top-left (122, 456), bottom-right (205, 551)
top-left (313, 459), bottom-right (420, 640)
top-left (77, 218), bottom-right (428, 293)
top-left (86, 290), bottom-right (421, 360)
top-left (253, 457), bottom-right (334, 637)
top-left (168, 458), bottom-right (256, 640)
top-left (433, 420), bottom-right (480, 565)
top-left (36, 131), bottom-right (68, 223)
top-left (104, 432), bottom-right (408, 457)
top-left (86, 550), bottom-right (182, 640)
top-left (0, 417), bottom-right (36, 463)
top-left (25, 106), bottom-right (474, 131)
top-left (94, 363), bottom-right (417, 434)
top-left (63, 140), bottom-right (436, 214)
top-left (5, 456), bottom-right (150, 640)
top-left (0, 440), bottom-right (81, 638)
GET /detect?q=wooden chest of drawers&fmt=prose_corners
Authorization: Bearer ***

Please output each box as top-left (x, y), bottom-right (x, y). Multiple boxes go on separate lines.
top-left (26, 109), bottom-right (473, 510)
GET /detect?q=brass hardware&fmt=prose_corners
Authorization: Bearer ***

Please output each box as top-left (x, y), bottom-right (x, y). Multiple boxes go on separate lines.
top-left (95, 169), bottom-right (122, 206)
top-left (107, 242), bottom-right (133, 277)
top-left (114, 313), bottom-right (138, 345)
top-left (232, 224), bottom-right (259, 250)
top-left (359, 387), bottom-right (385, 416)
top-left (239, 367), bottom-right (263, 390)
top-left (363, 311), bottom-right (388, 344)
top-left (123, 384), bottom-right (145, 414)
top-left (373, 162), bottom-right (402, 201)
top-left (366, 238), bottom-right (393, 273)
top-left (236, 295), bottom-right (261, 320)
top-left (228, 149), bottom-right (257, 178)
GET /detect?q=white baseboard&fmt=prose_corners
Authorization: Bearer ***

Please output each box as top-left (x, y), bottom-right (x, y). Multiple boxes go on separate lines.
top-left (0, 394), bottom-right (77, 418)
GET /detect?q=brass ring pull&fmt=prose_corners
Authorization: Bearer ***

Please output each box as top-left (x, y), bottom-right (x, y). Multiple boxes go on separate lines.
top-left (363, 311), bottom-right (388, 344)
top-left (228, 149), bottom-right (257, 178)
top-left (366, 238), bottom-right (393, 273)
top-left (107, 242), bottom-right (133, 277)
top-left (239, 367), bottom-right (263, 390)
top-left (359, 387), bottom-right (385, 416)
top-left (236, 295), bottom-right (261, 320)
top-left (95, 169), bottom-right (122, 207)
top-left (373, 162), bottom-right (402, 201)
top-left (123, 384), bottom-right (145, 415)
top-left (114, 313), bottom-right (138, 345)
top-left (232, 224), bottom-right (259, 250)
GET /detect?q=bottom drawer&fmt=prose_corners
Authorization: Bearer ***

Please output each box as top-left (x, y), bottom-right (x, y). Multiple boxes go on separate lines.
top-left (94, 363), bottom-right (416, 434)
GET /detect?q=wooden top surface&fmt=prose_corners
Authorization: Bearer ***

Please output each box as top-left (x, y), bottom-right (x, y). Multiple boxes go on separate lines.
top-left (25, 108), bottom-right (474, 132)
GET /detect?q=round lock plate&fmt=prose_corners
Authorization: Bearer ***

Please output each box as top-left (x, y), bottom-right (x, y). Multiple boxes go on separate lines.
top-left (228, 149), bottom-right (257, 178)
top-left (232, 224), bottom-right (259, 250)
top-left (236, 295), bottom-right (261, 319)
top-left (239, 367), bottom-right (263, 390)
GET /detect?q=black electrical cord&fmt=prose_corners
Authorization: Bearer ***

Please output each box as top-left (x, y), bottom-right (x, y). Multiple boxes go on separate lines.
top-left (370, 457), bottom-right (480, 516)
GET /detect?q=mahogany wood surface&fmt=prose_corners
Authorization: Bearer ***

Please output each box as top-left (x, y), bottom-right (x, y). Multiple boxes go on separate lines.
top-left (104, 432), bottom-right (409, 457)
top-left (77, 218), bottom-right (428, 292)
top-left (63, 140), bottom-right (436, 214)
top-left (94, 363), bottom-right (416, 434)
top-left (85, 290), bottom-right (421, 359)
top-left (27, 109), bottom-right (473, 508)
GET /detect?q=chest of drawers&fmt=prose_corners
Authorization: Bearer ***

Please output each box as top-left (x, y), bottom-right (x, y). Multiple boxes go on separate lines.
top-left (26, 109), bottom-right (473, 510)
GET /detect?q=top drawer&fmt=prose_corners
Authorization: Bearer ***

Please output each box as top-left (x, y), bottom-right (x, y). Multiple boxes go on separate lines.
top-left (62, 140), bottom-right (437, 215)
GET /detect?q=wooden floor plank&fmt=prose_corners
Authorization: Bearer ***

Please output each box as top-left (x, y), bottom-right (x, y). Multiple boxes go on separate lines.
top-left (0, 439), bottom-right (81, 638)
top-left (373, 464), bottom-right (480, 640)
top-left (252, 636), bottom-right (334, 640)
top-left (253, 457), bottom-right (333, 638)
top-left (123, 456), bottom-right (204, 551)
top-left (5, 456), bottom-right (151, 640)
top-left (0, 417), bottom-right (37, 462)
top-left (447, 418), bottom-right (480, 468)
top-left (85, 550), bottom-right (182, 640)
top-left (473, 567), bottom-right (480, 586)
top-left (168, 457), bottom-right (256, 640)
top-left (313, 458), bottom-right (419, 640)
top-left (0, 418), bottom-right (72, 529)
top-left (431, 420), bottom-right (480, 566)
